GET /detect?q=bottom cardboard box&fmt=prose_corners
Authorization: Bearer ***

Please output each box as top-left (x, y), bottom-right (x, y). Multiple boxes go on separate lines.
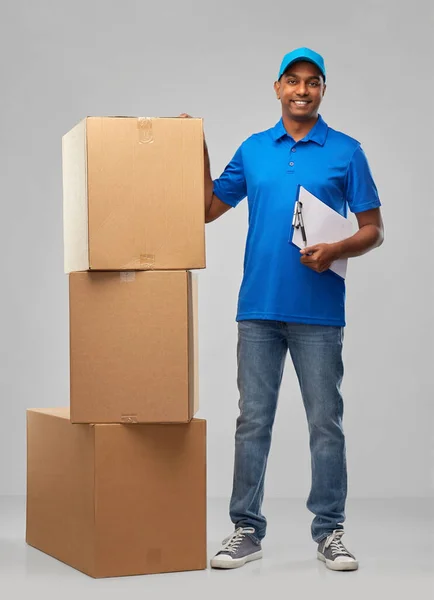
top-left (26, 407), bottom-right (207, 578)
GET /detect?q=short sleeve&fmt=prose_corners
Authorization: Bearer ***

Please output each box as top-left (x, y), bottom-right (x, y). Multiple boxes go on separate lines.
top-left (344, 146), bottom-right (381, 213)
top-left (212, 145), bottom-right (247, 208)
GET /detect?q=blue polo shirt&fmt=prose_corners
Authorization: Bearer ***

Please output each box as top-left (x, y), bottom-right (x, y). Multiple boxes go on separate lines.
top-left (213, 115), bottom-right (381, 327)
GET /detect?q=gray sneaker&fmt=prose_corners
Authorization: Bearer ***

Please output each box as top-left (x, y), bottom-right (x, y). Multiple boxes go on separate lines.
top-left (317, 529), bottom-right (359, 571)
top-left (210, 527), bottom-right (263, 569)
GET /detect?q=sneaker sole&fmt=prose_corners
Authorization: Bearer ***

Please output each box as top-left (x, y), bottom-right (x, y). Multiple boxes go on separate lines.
top-left (210, 550), bottom-right (263, 569)
top-left (317, 551), bottom-right (359, 571)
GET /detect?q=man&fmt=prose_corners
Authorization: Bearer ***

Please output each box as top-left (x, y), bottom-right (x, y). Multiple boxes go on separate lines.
top-left (181, 47), bottom-right (384, 572)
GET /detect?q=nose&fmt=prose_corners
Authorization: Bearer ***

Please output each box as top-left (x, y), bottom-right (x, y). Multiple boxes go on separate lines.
top-left (296, 82), bottom-right (309, 96)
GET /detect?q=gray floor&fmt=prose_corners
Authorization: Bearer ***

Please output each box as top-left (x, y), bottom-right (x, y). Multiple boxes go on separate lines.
top-left (0, 496), bottom-right (432, 599)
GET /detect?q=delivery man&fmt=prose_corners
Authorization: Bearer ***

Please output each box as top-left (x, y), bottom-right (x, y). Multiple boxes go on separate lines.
top-left (180, 46), bottom-right (384, 572)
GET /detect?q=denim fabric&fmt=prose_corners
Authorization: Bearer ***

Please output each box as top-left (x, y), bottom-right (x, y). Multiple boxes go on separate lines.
top-left (229, 320), bottom-right (346, 543)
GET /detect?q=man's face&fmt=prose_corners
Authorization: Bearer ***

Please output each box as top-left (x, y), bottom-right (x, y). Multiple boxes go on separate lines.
top-left (274, 61), bottom-right (326, 121)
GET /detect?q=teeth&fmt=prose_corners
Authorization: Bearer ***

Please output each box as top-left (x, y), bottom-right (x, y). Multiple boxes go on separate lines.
top-left (294, 101), bottom-right (308, 105)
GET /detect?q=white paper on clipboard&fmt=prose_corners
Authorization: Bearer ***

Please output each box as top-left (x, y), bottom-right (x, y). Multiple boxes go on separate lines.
top-left (291, 186), bottom-right (353, 279)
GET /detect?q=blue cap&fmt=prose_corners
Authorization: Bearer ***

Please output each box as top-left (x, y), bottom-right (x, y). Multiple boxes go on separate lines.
top-left (278, 47), bottom-right (326, 81)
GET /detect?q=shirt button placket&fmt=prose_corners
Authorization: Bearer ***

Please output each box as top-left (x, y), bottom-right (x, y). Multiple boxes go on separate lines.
top-left (288, 144), bottom-right (296, 173)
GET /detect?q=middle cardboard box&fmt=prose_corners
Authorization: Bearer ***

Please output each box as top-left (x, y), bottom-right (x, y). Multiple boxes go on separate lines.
top-left (69, 269), bottom-right (198, 424)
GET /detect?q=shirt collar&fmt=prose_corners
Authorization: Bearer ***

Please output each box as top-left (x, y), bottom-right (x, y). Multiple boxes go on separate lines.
top-left (271, 114), bottom-right (328, 146)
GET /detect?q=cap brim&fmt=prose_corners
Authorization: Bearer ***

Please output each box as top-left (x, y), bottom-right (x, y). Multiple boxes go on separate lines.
top-left (279, 58), bottom-right (325, 80)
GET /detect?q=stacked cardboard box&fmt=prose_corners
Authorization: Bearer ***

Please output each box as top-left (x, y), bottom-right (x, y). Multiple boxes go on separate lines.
top-left (26, 117), bottom-right (207, 578)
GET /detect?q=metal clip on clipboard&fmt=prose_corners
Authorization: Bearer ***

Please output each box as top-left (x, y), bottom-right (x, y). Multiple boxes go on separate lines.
top-left (292, 200), bottom-right (307, 247)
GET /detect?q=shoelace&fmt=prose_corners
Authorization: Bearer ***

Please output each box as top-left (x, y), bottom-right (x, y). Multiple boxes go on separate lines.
top-left (221, 527), bottom-right (255, 554)
top-left (325, 530), bottom-right (352, 557)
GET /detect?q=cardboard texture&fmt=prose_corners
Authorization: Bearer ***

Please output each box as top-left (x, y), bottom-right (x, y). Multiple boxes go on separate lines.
top-left (69, 270), bottom-right (199, 424)
top-left (62, 116), bottom-right (206, 273)
top-left (26, 408), bottom-right (207, 578)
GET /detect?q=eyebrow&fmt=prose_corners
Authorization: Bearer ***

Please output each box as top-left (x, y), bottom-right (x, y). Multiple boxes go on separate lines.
top-left (284, 73), bottom-right (321, 81)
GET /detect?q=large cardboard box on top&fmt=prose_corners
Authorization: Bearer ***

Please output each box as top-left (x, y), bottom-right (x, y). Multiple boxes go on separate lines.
top-left (26, 408), bottom-right (207, 578)
top-left (69, 270), bottom-right (199, 424)
top-left (62, 116), bottom-right (206, 273)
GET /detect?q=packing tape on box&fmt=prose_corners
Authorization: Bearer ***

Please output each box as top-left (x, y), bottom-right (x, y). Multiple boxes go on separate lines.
top-left (120, 415), bottom-right (138, 423)
top-left (137, 117), bottom-right (154, 144)
top-left (119, 255), bottom-right (156, 270)
top-left (140, 254), bottom-right (155, 269)
top-left (120, 272), bottom-right (136, 283)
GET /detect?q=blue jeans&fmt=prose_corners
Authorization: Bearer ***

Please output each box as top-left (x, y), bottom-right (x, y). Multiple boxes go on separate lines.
top-left (229, 320), bottom-right (347, 544)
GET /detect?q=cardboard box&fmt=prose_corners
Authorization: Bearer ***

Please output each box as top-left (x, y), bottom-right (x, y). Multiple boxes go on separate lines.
top-left (69, 270), bottom-right (199, 424)
top-left (26, 407), bottom-right (207, 578)
top-left (62, 116), bottom-right (206, 273)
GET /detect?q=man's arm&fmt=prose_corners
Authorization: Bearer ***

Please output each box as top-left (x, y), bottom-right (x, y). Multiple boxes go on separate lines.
top-left (203, 140), bottom-right (232, 223)
top-left (332, 207), bottom-right (384, 259)
top-left (300, 208), bottom-right (384, 273)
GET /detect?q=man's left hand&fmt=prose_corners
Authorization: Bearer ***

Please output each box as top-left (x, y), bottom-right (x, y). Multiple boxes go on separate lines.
top-left (300, 243), bottom-right (339, 273)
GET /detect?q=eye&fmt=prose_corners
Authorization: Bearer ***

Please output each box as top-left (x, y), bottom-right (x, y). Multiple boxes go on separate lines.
top-left (309, 81), bottom-right (319, 87)
top-left (287, 79), bottom-right (297, 85)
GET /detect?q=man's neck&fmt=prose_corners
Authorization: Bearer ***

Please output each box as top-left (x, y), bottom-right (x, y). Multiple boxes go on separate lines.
top-left (282, 113), bottom-right (319, 142)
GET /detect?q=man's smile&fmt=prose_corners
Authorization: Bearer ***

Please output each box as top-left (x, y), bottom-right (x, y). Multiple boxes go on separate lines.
top-left (291, 100), bottom-right (311, 106)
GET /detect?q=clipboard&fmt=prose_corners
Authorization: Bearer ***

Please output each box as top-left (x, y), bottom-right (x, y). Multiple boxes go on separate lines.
top-left (291, 186), bottom-right (353, 279)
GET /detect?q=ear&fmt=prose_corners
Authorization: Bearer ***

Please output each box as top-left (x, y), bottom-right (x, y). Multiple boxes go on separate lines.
top-left (322, 83), bottom-right (327, 98)
top-left (273, 80), bottom-right (281, 100)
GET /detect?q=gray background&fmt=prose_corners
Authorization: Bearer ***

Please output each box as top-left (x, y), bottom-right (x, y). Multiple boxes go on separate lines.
top-left (1, 0), bottom-right (432, 502)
